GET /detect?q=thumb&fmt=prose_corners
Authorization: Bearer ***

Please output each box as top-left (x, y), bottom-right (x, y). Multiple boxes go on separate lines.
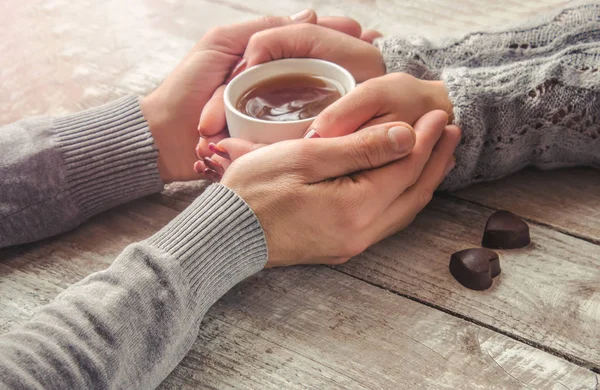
top-left (302, 121), bottom-right (416, 180)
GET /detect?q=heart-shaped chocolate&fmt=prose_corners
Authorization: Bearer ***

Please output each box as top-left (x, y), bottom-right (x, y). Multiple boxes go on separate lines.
top-left (449, 248), bottom-right (501, 290)
top-left (482, 210), bottom-right (530, 249)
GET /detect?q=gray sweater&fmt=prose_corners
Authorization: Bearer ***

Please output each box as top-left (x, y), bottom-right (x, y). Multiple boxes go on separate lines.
top-left (1, 3), bottom-right (599, 388)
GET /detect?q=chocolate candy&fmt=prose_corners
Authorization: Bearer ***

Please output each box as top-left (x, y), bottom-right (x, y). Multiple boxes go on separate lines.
top-left (449, 248), bottom-right (501, 290)
top-left (482, 210), bottom-right (530, 249)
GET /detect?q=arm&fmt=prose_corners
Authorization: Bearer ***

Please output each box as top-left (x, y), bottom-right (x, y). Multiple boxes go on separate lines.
top-left (0, 184), bottom-right (267, 389)
top-left (0, 112), bottom-right (456, 389)
top-left (376, 2), bottom-right (600, 79)
top-left (0, 97), bottom-right (164, 248)
top-left (440, 42), bottom-right (600, 190)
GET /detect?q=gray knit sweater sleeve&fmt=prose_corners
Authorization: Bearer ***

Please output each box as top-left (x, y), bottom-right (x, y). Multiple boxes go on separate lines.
top-left (0, 99), bottom-right (268, 388)
top-left (0, 96), bottom-right (164, 247)
top-left (376, 2), bottom-right (600, 190)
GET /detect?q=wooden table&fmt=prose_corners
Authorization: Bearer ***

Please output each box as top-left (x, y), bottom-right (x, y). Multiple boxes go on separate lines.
top-left (1, 0), bottom-right (599, 388)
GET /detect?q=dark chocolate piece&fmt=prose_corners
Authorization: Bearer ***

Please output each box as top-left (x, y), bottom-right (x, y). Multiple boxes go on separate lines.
top-left (449, 248), bottom-right (501, 290)
top-left (482, 210), bottom-right (530, 249)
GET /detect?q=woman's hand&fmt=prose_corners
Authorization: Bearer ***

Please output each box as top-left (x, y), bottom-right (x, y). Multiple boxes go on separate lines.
top-left (198, 72), bottom-right (454, 175)
top-left (195, 23), bottom-right (385, 161)
top-left (221, 110), bottom-right (460, 267)
top-left (139, 10), bottom-right (370, 183)
top-left (304, 72), bottom-right (453, 138)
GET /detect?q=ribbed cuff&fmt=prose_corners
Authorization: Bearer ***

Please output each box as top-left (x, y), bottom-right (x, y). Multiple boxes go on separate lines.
top-left (147, 184), bottom-right (268, 306)
top-left (53, 96), bottom-right (164, 218)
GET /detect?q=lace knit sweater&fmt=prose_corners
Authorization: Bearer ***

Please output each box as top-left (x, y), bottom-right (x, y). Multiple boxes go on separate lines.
top-left (377, 1), bottom-right (600, 190)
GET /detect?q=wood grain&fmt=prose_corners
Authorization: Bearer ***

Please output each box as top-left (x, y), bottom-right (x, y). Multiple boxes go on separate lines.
top-left (3, 0), bottom-right (600, 387)
top-left (1, 0), bottom-right (571, 125)
top-left (337, 195), bottom-right (600, 371)
top-left (160, 266), bottom-right (598, 389)
top-left (453, 168), bottom-right (600, 244)
top-left (1, 194), bottom-right (597, 388)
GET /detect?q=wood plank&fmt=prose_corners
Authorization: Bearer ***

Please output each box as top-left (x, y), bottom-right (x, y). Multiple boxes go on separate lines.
top-left (452, 168), bottom-right (600, 244)
top-left (1, 0), bottom-right (572, 124)
top-left (0, 197), bottom-right (177, 331)
top-left (335, 195), bottom-right (600, 371)
top-left (160, 266), bottom-right (598, 389)
top-left (1, 192), bottom-right (596, 388)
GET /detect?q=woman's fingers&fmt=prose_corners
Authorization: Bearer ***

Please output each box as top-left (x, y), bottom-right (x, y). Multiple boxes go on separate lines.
top-left (307, 73), bottom-right (428, 139)
top-left (244, 24), bottom-right (385, 82)
top-left (370, 124), bottom-right (462, 243)
top-left (196, 128), bottom-right (229, 159)
top-left (352, 110), bottom-right (448, 215)
top-left (214, 137), bottom-right (266, 161)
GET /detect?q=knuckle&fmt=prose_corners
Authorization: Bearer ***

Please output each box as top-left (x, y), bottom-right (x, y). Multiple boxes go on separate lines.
top-left (204, 26), bottom-right (226, 41)
top-left (350, 133), bottom-right (383, 170)
top-left (386, 72), bottom-right (413, 84)
top-left (247, 29), bottom-right (268, 49)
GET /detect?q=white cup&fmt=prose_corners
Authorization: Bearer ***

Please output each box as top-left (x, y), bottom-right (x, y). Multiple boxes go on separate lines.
top-left (224, 59), bottom-right (355, 144)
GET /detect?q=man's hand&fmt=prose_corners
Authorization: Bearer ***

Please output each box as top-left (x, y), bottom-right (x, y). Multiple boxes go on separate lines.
top-left (140, 10), bottom-right (371, 183)
top-left (221, 111), bottom-right (460, 266)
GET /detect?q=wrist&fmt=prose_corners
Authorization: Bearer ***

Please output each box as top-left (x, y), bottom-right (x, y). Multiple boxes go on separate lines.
top-left (140, 93), bottom-right (173, 183)
top-left (425, 80), bottom-right (454, 123)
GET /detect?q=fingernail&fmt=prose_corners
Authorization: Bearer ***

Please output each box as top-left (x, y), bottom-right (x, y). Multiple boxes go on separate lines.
top-left (290, 9), bottom-right (312, 21)
top-left (194, 160), bottom-right (206, 174)
top-left (203, 168), bottom-right (223, 182)
top-left (226, 58), bottom-right (247, 83)
top-left (444, 156), bottom-right (456, 176)
top-left (204, 157), bottom-right (225, 174)
top-left (208, 143), bottom-right (231, 160)
top-left (303, 128), bottom-right (321, 139)
top-left (388, 126), bottom-right (415, 153)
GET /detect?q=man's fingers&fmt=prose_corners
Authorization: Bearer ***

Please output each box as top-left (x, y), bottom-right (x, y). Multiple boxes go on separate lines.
top-left (198, 85), bottom-right (226, 136)
top-left (244, 24), bottom-right (385, 82)
top-left (360, 29), bottom-right (383, 43)
top-left (198, 10), bottom-right (318, 54)
top-left (196, 128), bottom-right (229, 159)
top-left (317, 16), bottom-right (362, 38)
top-left (352, 110), bottom-right (449, 215)
top-left (302, 121), bottom-right (416, 181)
top-left (370, 124), bottom-right (462, 243)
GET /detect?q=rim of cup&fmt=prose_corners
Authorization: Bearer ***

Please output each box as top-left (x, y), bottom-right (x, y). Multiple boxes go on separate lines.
top-left (224, 58), bottom-right (355, 125)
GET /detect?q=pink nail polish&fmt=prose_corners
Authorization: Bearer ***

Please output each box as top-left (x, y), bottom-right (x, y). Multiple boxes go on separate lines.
top-left (204, 157), bottom-right (225, 174)
top-left (194, 160), bottom-right (206, 174)
top-left (208, 143), bottom-right (231, 160)
top-left (303, 129), bottom-right (321, 139)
